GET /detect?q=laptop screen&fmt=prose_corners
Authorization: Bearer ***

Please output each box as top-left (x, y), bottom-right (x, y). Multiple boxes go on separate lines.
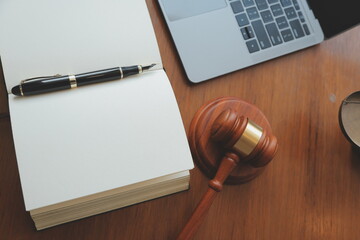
top-left (308, 0), bottom-right (360, 38)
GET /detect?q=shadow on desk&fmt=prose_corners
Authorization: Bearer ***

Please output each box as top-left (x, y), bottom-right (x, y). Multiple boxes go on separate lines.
top-left (0, 58), bottom-right (9, 116)
top-left (351, 147), bottom-right (360, 173)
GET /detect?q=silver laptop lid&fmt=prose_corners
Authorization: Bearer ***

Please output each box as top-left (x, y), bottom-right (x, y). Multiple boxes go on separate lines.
top-left (158, 0), bottom-right (324, 83)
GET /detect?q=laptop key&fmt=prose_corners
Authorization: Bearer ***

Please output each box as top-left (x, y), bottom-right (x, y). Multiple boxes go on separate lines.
top-left (281, 29), bottom-right (294, 42)
top-left (276, 16), bottom-right (289, 29)
top-left (231, 1), bottom-right (244, 14)
top-left (270, 4), bottom-right (284, 17)
top-left (255, 0), bottom-right (268, 10)
top-left (261, 10), bottom-right (274, 23)
top-left (292, 0), bottom-right (300, 10)
top-left (280, 0), bottom-right (292, 7)
top-left (241, 26), bottom-right (255, 40)
top-left (236, 13), bottom-right (249, 27)
top-left (298, 11), bottom-right (305, 22)
top-left (251, 20), bottom-right (271, 49)
top-left (303, 24), bottom-right (310, 35)
top-left (246, 39), bottom-right (260, 53)
top-left (242, 0), bottom-right (255, 7)
top-left (267, 0), bottom-right (279, 3)
top-left (246, 26), bottom-right (255, 38)
top-left (241, 28), bottom-right (250, 40)
top-left (284, 7), bottom-right (297, 20)
top-left (246, 7), bottom-right (260, 20)
top-left (265, 23), bottom-right (283, 45)
top-left (289, 19), bottom-right (305, 38)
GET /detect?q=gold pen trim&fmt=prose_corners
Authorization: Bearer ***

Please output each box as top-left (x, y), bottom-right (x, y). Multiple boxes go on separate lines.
top-left (19, 84), bottom-right (24, 96)
top-left (119, 67), bottom-right (124, 79)
top-left (138, 65), bottom-right (143, 73)
top-left (69, 75), bottom-right (77, 88)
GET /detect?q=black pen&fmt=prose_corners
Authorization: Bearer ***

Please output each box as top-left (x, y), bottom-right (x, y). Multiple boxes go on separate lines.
top-left (11, 64), bottom-right (156, 96)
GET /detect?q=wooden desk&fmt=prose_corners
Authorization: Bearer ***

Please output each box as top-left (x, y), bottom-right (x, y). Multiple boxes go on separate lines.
top-left (1, 1), bottom-right (360, 239)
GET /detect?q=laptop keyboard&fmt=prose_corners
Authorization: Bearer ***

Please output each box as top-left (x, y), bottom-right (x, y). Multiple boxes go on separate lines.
top-left (229, 0), bottom-right (310, 53)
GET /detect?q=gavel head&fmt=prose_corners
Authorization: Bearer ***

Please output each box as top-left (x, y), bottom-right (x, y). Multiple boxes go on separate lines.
top-left (211, 108), bottom-right (278, 167)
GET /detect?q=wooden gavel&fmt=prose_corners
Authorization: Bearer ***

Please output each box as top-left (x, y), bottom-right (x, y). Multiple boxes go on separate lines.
top-left (177, 108), bottom-right (278, 240)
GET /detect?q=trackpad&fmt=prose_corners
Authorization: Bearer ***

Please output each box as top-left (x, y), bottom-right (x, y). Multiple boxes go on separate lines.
top-left (160, 0), bottom-right (227, 21)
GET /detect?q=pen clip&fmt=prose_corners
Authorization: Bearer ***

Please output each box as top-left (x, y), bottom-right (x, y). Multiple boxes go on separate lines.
top-left (21, 74), bottom-right (62, 84)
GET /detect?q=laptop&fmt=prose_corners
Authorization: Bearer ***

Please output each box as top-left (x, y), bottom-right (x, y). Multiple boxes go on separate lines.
top-left (158, 0), bottom-right (360, 83)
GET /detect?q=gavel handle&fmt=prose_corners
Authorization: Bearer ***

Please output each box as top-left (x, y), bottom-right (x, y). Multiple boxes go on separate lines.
top-left (176, 152), bottom-right (240, 240)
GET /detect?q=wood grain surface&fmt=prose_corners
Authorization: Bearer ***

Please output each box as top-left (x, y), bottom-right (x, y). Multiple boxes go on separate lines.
top-left (1, 0), bottom-right (360, 239)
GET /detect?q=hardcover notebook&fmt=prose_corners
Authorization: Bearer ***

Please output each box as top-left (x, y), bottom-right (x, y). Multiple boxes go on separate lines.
top-left (0, 0), bottom-right (193, 230)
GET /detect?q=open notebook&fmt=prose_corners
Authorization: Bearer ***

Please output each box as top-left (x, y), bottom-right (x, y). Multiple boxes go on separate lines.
top-left (0, 0), bottom-right (193, 230)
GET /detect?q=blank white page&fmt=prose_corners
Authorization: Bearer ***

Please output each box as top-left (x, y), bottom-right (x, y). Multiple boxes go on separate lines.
top-left (9, 70), bottom-right (193, 210)
top-left (0, 0), bottom-right (162, 91)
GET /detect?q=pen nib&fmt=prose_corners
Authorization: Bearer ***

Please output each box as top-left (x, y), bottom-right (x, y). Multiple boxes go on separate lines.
top-left (142, 63), bottom-right (156, 71)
